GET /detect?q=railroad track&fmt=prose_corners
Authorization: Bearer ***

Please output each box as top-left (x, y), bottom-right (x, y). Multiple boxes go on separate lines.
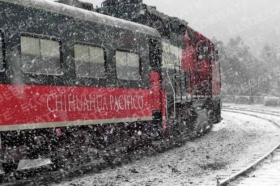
top-left (235, 148), bottom-right (280, 186)
top-left (223, 105), bottom-right (280, 116)
top-left (218, 108), bottom-right (280, 186)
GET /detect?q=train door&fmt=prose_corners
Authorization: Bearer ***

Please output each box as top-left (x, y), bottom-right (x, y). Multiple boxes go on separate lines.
top-left (171, 43), bottom-right (189, 126)
top-left (149, 39), bottom-right (163, 136)
top-left (162, 41), bottom-right (186, 118)
top-left (161, 41), bottom-right (175, 120)
top-left (173, 47), bottom-right (187, 103)
top-left (196, 41), bottom-right (212, 98)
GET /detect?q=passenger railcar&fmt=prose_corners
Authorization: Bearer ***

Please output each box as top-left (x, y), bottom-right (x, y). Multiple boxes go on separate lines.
top-left (0, 0), bottom-right (163, 172)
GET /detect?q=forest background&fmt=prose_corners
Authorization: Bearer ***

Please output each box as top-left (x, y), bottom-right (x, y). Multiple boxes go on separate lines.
top-left (214, 37), bottom-right (280, 97)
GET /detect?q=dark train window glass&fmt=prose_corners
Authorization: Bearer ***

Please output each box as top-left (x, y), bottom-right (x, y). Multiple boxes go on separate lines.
top-left (21, 36), bottom-right (62, 75)
top-left (116, 51), bottom-right (140, 80)
top-left (74, 44), bottom-right (105, 78)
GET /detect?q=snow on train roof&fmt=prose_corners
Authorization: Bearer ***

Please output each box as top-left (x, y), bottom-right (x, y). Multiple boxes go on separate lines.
top-left (0, 0), bottom-right (161, 38)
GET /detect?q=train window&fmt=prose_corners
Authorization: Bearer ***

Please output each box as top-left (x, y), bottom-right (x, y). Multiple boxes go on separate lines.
top-left (116, 51), bottom-right (140, 80)
top-left (74, 44), bottom-right (105, 78)
top-left (21, 36), bottom-right (62, 75)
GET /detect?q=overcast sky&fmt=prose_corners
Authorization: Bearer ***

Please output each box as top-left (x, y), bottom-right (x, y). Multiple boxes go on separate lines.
top-left (53, 0), bottom-right (280, 55)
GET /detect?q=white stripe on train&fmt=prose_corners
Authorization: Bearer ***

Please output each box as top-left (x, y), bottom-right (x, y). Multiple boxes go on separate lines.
top-left (0, 116), bottom-right (153, 132)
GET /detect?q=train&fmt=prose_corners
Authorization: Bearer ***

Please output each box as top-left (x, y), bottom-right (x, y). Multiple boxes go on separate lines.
top-left (0, 0), bottom-right (221, 173)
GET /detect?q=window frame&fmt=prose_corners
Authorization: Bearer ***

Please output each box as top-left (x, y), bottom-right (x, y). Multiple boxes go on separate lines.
top-left (74, 42), bottom-right (107, 79)
top-left (115, 49), bottom-right (142, 81)
top-left (0, 29), bottom-right (5, 73)
top-left (20, 32), bottom-right (63, 76)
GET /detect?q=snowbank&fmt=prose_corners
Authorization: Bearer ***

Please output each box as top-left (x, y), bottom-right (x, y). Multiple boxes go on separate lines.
top-left (234, 96), bottom-right (251, 105)
top-left (264, 96), bottom-right (280, 106)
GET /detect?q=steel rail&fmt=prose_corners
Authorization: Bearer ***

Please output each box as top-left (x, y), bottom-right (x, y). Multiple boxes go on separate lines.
top-left (218, 108), bottom-right (280, 186)
top-left (223, 105), bottom-right (280, 116)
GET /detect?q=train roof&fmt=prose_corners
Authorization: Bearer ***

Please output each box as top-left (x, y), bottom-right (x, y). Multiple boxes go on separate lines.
top-left (98, 0), bottom-right (190, 38)
top-left (0, 0), bottom-right (161, 38)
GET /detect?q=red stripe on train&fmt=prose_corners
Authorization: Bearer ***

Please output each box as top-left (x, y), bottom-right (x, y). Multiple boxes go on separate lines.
top-left (0, 84), bottom-right (152, 126)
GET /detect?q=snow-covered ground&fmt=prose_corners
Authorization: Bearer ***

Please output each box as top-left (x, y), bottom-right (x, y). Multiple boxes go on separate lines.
top-left (52, 109), bottom-right (280, 186)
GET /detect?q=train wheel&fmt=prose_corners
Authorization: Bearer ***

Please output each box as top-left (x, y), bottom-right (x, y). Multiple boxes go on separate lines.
top-left (186, 106), bottom-right (197, 131)
top-left (208, 110), bottom-right (215, 126)
top-left (213, 101), bottom-right (222, 124)
top-left (193, 109), bottom-right (207, 135)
